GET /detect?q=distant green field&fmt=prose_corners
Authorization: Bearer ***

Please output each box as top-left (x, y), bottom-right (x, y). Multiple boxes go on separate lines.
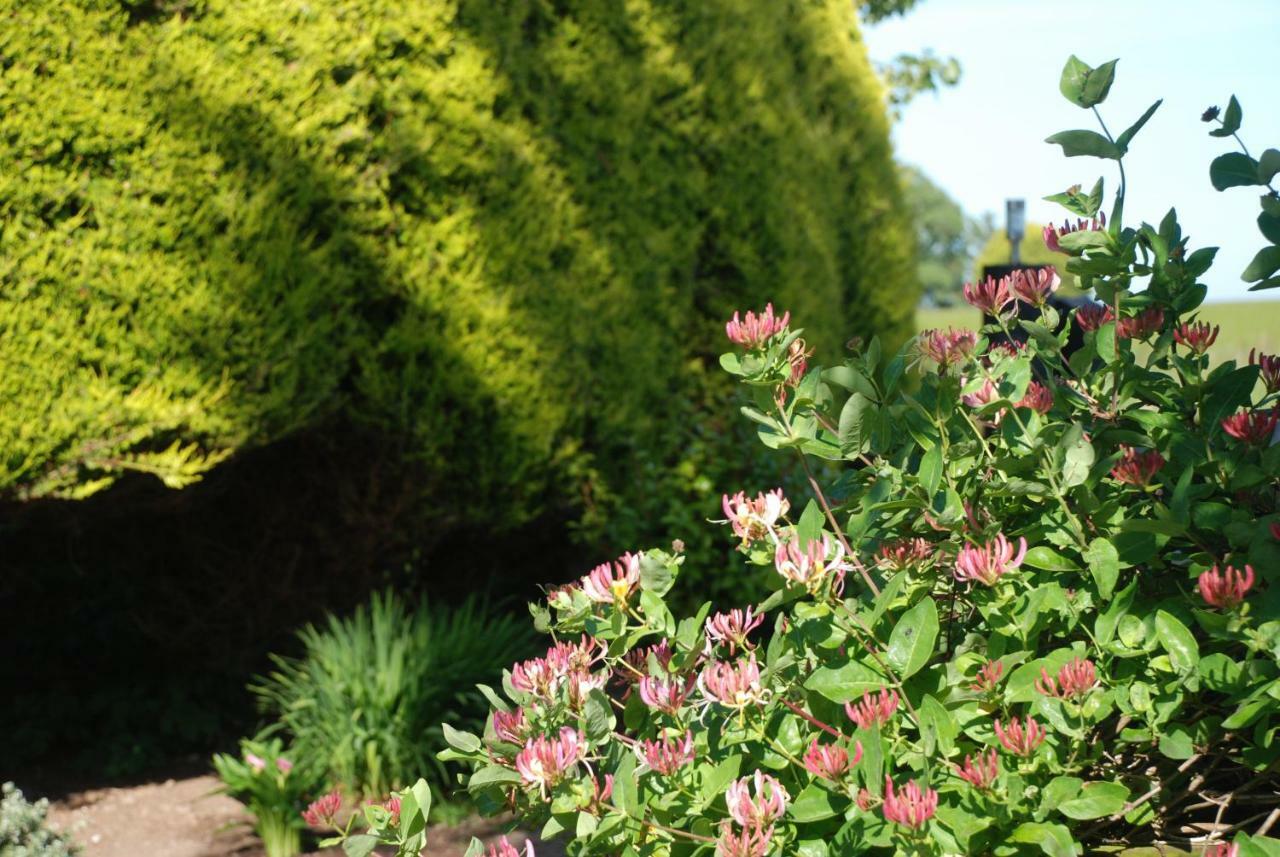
top-left (916, 301), bottom-right (1280, 367)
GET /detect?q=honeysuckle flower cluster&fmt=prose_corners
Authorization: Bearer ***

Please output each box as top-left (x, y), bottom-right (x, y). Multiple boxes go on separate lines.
top-left (953, 533), bottom-right (1028, 586)
top-left (302, 790), bottom-right (342, 828)
top-left (1110, 445), bottom-right (1166, 485)
top-left (440, 58), bottom-right (1280, 857)
top-left (721, 489), bottom-right (789, 545)
top-left (1043, 211), bottom-right (1106, 252)
top-left (489, 839), bottom-right (535, 857)
top-left (1198, 564), bottom-right (1256, 609)
top-left (725, 303), bottom-right (789, 348)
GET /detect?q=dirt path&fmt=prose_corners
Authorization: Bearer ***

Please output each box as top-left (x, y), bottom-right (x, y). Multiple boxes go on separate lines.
top-left (47, 775), bottom-right (564, 857)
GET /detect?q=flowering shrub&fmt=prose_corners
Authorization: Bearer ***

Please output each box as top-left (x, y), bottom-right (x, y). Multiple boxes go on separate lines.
top-left (421, 56), bottom-right (1280, 856)
top-left (212, 738), bottom-right (316, 857)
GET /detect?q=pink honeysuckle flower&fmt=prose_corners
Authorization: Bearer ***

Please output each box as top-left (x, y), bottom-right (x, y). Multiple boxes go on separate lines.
top-left (882, 776), bottom-right (938, 829)
top-left (995, 716), bottom-right (1046, 757)
top-left (1221, 409), bottom-right (1279, 446)
top-left (803, 738), bottom-right (862, 781)
top-left (721, 489), bottom-right (789, 544)
top-left (1116, 307), bottom-right (1165, 340)
top-left (1110, 446), bottom-right (1166, 486)
top-left (621, 639), bottom-right (677, 683)
top-left (515, 728), bottom-right (585, 794)
top-left (960, 378), bottom-right (1000, 409)
top-left (382, 795), bottom-right (401, 824)
top-left (510, 656), bottom-right (561, 699)
top-left (546, 635), bottom-right (605, 675)
top-left (955, 749), bottom-right (1000, 790)
top-left (244, 752), bottom-right (266, 772)
top-left (489, 837), bottom-right (535, 857)
top-left (699, 654), bottom-right (769, 711)
top-left (954, 534), bottom-right (1028, 586)
top-left (774, 534), bottom-right (849, 594)
top-left (725, 303), bottom-right (790, 348)
top-left (1198, 564), bottom-right (1256, 609)
top-left (1043, 212), bottom-right (1106, 253)
top-left (1035, 657), bottom-right (1098, 700)
top-left (1016, 381), bottom-right (1054, 415)
top-left (986, 339), bottom-right (1028, 363)
top-left (275, 758), bottom-right (294, 774)
top-left (637, 674), bottom-right (692, 714)
top-left (969, 659), bottom-right (1004, 694)
top-left (844, 687), bottom-right (899, 730)
top-left (705, 608), bottom-right (766, 655)
top-left (1011, 267), bottom-right (1061, 306)
top-left (856, 789), bottom-right (874, 811)
top-left (581, 551), bottom-right (642, 605)
top-left (1205, 843), bottom-right (1239, 857)
top-left (876, 538), bottom-right (934, 572)
top-left (1074, 303), bottom-right (1114, 332)
top-left (302, 790), bottom-right (342, 828)
top-left (1251, 349), bottom-right (1280, 394)
top-left (639, 731), bottom-right (695, 776)
top-left (715, 822), bottom-right (775, 857)
top-left (725, 771), bottom-right (790, 828)
top-left (564, 669), bottom-right (608, 710)
top-left (1174, 321), bottom-right (1220, 354)
top-left (591, 773), bottom-right (614, 809)
top-left (917, 328), bottom-right (978, 371)
top-left (963, 274), bottom-right (1015, 316)
top-left (492, 707), bottom-right (530, 745)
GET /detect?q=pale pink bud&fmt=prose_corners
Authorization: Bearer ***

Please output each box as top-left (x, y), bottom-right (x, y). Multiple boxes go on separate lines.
top-left (725, 303), bottom-right (790, 348)
top-left (244, 752), bottom-right (266, 772)
top-left (955, 749), bottom-right (999, 790)
top-left (844, 688), bottom-right (899, 730)
top-left (803, 738), bottom-right (862, 781)
top-left (275, 758), bottom-right (293, 774)
top-left (954, 534), bottom-right (1027, 586)
top-left (725, 771), bottom-right (790, 828)
top-left (705, 608), bottom-right (766, 654)
top-left (302, 790), bottom-right (342, 828)
top-left (1035, 657), bottom-right (1097, 699)
top-left (639, 731), bottom-right (695, 775)
top-left (882, 776), bottom-right (938, 829)
top-left (382, 795), bottom-right (401, 824)
top-left (1198, 564), bottom-right (1256, 609)
top-left (995, 716), bottom-right (1046, 757)
top-left (715, 822), bottom-right (775, 857)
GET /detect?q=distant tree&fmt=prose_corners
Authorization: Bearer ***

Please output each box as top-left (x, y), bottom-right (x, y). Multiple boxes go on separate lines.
top-left (859, 0), bottom-right (960, 116)
top-left (899, 165), bottom-right (993, 306)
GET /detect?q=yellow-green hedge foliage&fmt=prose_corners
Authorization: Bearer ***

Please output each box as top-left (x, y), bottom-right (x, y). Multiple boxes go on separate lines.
top-left (0, 0), bottom-right (914, 525)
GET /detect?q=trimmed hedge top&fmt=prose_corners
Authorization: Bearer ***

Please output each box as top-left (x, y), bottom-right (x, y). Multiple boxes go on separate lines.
top-left (0, 0), bottom-right (914, 525)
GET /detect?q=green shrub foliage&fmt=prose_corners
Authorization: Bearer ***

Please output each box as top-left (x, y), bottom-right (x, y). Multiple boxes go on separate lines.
top-left (250, 591), bottom-right (536, 798)
top-left (0, 783), bottom-right (76, 857)
top-left (0, 0), bottom-right (914, 533)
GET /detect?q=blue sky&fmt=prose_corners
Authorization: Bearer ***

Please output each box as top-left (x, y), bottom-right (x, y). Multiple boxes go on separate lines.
top-left (866, 0), bottom-right (1280, 302)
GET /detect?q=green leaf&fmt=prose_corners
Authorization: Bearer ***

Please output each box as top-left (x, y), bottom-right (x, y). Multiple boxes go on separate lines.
top-left (805, 660), bottom-right (887, 703)
top-left (583, 689), bottom-right (616, 742)
top-left (1155, 610), bottom-right (1200, 672)
top-left (410, 779), bottom-right (432, 832)
top-left (790, 783), bottom-right (841, 822)
top-left (1203, 365), bottom-right (1261, 427)
top-left (468, 765), bottom-right (523, 790)
top-left (917, 443), bottom-right (942, 497)
top-left (1260, 148), bottom-right (1280, 183)
top-left (1211, 152), bottom-right (1262, 190)
top-left (343, 835), bottom-right (380, 857)
top-left (1010, 822), bottom-right (1081, 857)
top-left (1081, 59), bottom-right (1118, 106)
top-left (1045, 130), bottom-right (1122, 160)
top-left (1095, 322), bottom-right (1116, 363)
top-left (1158, 728), bottom-right (1196, 760)
top-left (1096, 579), bottom-right (1137, 646)
top-left (1058, 781), bottom-right (1129, 820)
top-left (1059, 423), bottom-right (1096, 489)
top-left (1242, 246), bottom-right (1280, 282)
top-left (1022, 546), bottom-right (1081, 572)
top-left (1083, 538), bottom-right (1119, 599)
top-left (885, 596), bottom-right (938, 679)
top-left (443, 723), bottom-right (482, 754)
top-left (1115, 99), bottom-right (1162, 150)
top-left (1058, 55), bottom-right (1116, 108)
top-left (1258, 212), bottom-right (1280, 245)
top-left (1044, 177), bottom-right (1104, 218)
top-left (797, 500), bottom-right (824, 548)
top-left (699, 754), bottom-right (742, 807)
top-left (839, 392), bottom-right (874, 456)
top-left (614, 753), bottom-right (639, 814)
top-left (1209, 95), bottom-right (1243, 137)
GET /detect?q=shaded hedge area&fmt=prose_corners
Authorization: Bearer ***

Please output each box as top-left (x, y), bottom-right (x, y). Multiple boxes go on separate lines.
top-left (0, 0), bottom-right (914, 777)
